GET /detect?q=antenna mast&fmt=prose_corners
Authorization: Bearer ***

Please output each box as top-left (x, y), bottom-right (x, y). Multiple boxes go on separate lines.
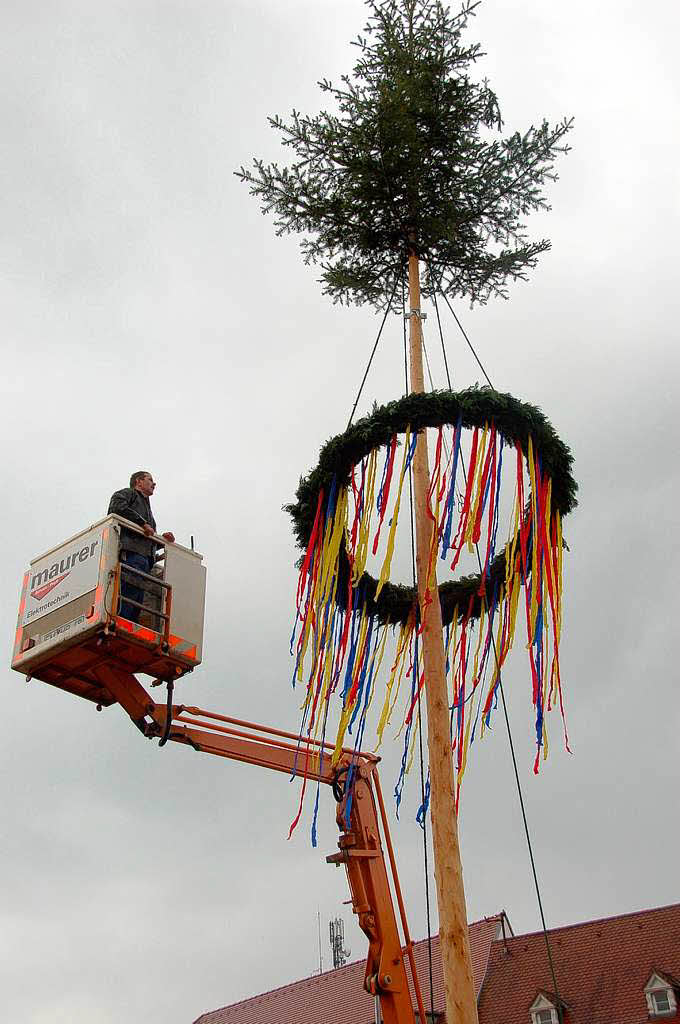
top-left (329, 916), bottom-right (351, 969)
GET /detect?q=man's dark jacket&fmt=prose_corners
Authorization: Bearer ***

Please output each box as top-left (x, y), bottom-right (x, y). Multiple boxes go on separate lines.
top-left (108, 488), bottom-right (157, 558)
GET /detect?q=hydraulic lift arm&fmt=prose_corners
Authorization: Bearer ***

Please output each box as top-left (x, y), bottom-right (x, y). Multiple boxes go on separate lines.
top-left (111, 678), bottom-right (427, 1024)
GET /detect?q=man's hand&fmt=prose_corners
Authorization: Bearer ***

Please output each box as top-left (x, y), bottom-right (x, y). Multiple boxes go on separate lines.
top-left (142, 524), bottom-right (155, 537)
top-left (162, 531), bottom-right (175, 543)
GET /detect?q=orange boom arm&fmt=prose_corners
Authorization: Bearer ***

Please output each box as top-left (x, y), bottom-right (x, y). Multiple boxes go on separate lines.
top-left (122, 679), bottom-right (426, 1024)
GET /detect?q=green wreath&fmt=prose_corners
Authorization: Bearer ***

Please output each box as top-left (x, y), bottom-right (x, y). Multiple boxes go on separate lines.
top-left (287, 388), bottom-right (577, 627)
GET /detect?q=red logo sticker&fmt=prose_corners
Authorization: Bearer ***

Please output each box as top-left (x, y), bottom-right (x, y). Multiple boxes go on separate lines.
top-left (30, 572), bottom-right (70, 602)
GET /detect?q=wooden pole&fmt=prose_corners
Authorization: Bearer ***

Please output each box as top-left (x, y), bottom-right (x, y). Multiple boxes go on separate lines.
top-left (407, 246), bottom-right (479, 1024)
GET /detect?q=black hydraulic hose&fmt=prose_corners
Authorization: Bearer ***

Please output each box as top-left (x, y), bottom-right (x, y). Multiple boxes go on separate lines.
top-left (159, 678), bottom-right (174, 747)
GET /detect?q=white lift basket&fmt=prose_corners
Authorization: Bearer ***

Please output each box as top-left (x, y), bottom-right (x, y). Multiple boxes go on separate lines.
top-left (12, 515), bottom-right (206, 708)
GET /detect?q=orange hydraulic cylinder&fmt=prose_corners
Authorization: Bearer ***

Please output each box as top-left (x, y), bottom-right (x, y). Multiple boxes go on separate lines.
top-left (328, 764), bottom-right (418, 1024)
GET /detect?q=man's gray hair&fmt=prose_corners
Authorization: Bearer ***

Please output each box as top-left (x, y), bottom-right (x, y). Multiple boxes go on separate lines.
top-left (130, 470), bottom-right (151, 488)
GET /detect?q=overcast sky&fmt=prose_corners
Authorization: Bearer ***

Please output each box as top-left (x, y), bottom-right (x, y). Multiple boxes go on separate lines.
top-left (1, 1), bottom-right (679, 1022)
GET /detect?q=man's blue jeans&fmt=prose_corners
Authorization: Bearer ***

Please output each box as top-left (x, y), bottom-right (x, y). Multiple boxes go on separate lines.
top-left (119, 551), bottom-right (153, 623)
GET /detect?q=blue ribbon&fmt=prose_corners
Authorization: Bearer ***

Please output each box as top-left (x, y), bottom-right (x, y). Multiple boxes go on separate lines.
top-left (440, 416), bottom-right (462, 558)
top-left (416, 768), bottom-right (431, 829)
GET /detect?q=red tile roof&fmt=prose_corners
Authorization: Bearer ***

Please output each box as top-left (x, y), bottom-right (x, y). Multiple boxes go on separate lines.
top-left (193, 915), bottom-right (504, 1024)
top-left (194, 903), bottom-right (680, 1024)
top-left (477, 902), bottom-right (680, 1024)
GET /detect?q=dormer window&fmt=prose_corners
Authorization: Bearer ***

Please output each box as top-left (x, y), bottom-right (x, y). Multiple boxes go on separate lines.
top-left (529, 993), bottom-right (560, 1024)
top-left (645, 972), bottom-right (678, 1018)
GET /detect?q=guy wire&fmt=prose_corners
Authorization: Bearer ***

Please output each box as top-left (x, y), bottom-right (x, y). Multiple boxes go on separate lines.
top-left (427, 260), bottom-right (494, 389)
top-left (346, 273), bottom-right (402, 430)
top-left (429, 275), bottom-right (565, 1024)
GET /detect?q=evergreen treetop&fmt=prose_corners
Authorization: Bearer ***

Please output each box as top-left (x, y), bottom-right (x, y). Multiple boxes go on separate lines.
top-left (237, 0), bottom-right (572, 310)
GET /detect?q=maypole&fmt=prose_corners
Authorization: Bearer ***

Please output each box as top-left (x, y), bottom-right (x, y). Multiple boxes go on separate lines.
top-left (238, 4), bottom-right (576, 1023)
top-left (407, 245), bottom-right (478, 1023)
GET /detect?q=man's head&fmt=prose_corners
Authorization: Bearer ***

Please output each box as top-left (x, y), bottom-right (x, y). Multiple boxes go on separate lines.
top-left (130, 471), bottom-right (156, 497)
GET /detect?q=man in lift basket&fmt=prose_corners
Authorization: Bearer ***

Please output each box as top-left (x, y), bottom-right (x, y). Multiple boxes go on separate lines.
top-left (108, 471), bottom-right (175, 623)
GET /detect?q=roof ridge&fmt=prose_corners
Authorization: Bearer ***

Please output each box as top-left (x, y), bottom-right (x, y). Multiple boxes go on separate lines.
top-left (408, 914), bottom-right (503, 957)
top-left (410, 913), bottom-right (503, 945)
top-left (497, 901), bottom-right (680, 943)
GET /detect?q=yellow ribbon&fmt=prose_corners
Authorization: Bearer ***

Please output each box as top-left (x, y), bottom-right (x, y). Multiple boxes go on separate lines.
top-left (354, 449), bottom-right (378, 582)
top-left (376, 428), bottom-right (411, 599)
top-left (376, 620), bottom-right (412, 747)
top-left (465, 422), bottom-right (488, 551)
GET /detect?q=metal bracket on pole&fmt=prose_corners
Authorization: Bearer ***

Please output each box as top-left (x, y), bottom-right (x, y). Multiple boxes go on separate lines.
top-left (404, 309), bottom-right (427, 320)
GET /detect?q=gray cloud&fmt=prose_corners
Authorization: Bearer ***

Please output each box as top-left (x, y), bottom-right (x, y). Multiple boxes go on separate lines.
top-left (1, 1), bottom-right (678, 1022)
